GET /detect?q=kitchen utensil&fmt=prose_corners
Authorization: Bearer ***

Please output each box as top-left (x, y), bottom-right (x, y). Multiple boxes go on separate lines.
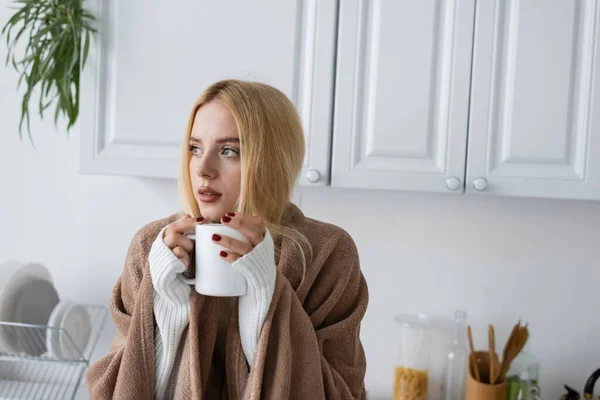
top-left (46, 300), bottom-right (72, 359)
top-left (14, 278), bottom-right (59, 355)
top-left (496, 322), bottom-right (529, 383)
top-left (180, 224), bottom-right (249, 296)
top-left (560, 368), bottom-right (600, 400)
top-left (490, 325), bottom-right (502, 384)
top-left (46, 300), bottom-right (92, 360)
top-left (489, 325), bottom-right (496, 384)
top-left (584, 368), bottom-right (600, 399)
top-left (59, 301), bottom-right (91, 359)
top-left (560, 385), bottom-right (581, 400)
top-left (467, 325), bottom-right (480, 382)
top-left (466, 350), bottom-right (506, 400)
top-left (495, 323), bottom-right (518, 383)
top-left (507, 324), bottom-right (529, 381)
top-left (0, 261), bottom-right (54, 353)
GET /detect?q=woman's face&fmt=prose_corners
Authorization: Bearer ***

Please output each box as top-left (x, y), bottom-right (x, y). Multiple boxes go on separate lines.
top-left (188, 101), bottom-right (242, 222)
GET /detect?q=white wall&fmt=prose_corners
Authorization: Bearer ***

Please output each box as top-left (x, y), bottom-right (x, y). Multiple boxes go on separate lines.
top-left (2, 17), bottom-right (599, 400)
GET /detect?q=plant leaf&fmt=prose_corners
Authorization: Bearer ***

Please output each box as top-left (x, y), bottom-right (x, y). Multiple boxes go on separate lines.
top-left (1, 8), bottom-right (26, 37)
top-left (5, 0), bottom-right (96, 140)
top-left (81, 27), bottom-right (90, 68)
top-left (19, 91), bottom-right (32, 141)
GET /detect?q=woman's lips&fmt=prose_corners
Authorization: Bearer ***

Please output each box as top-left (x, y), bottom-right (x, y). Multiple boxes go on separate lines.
top-left (197, 186), bottom-right (221, 203)
top-left (198, 193), bottom-right (222, 202)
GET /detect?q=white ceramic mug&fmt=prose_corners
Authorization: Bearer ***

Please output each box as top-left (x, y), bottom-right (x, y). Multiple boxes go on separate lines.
top-left (179, 224), bottom-right (248, 296)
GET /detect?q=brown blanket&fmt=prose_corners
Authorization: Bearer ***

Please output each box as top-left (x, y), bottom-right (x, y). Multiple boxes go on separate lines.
top-left (85, 203), bottom-right (368, 399)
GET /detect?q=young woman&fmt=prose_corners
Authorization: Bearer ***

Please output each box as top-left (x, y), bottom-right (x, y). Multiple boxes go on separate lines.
top-left (86, 80), bottom-right (369, 399)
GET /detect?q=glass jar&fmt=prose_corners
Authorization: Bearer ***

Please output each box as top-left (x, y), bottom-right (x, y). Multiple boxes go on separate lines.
top-left (393, 313), bottom-right (432, 400)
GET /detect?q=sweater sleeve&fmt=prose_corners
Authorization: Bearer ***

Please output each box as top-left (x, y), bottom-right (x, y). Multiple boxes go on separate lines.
top-left (148, 225), bottom-right (191, 400)
top-left (230, 229), bottom-right (277, 366)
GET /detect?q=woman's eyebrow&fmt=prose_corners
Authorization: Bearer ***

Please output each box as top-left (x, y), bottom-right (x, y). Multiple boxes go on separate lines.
top-left (189, 137), bottom-right (239, 144)
top-left (215, 137), bottom-right (240, 144)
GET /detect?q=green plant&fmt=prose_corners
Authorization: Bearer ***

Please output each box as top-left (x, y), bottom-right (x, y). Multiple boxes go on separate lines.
top-left (2, 0), bottom-right (96, 143)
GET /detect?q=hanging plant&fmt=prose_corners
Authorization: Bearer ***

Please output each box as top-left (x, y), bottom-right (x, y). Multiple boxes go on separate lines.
top-left (2, 0), bottom-right (96, 143)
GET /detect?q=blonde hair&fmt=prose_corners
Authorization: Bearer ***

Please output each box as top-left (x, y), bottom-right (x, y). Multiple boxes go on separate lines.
top-left (178, 79), bottom-right (312, 278)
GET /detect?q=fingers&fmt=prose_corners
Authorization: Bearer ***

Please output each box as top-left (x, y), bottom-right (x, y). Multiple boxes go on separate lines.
top-left (166, 214), bottom-right (203, 236)
top-left (212, 233), bottom-right (253, 257)
top-left (163, 214), bottom-right (203, 252)
top-left (223, 212), bottom-right (264, 227)
top-left (172, 246), bottom-right (191, 270)
top-left (220, 212), bottom-right (265, 246)
top-left (163, 230), bottom-right (195, 253)
top-left (218, 249), bottom-right (241, 263)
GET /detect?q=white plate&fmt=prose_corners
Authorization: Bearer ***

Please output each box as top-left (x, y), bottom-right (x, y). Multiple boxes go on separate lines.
top-left (0, 261), bottom-right (54, 353)
top-left (14, 278), bottom-right (60, 356)
top-left (46, 300), bottom-right (72, 360)
top-left (58, 302), bottom-right (91, 360)
top-left (46, 300), bottom-right (91, 360)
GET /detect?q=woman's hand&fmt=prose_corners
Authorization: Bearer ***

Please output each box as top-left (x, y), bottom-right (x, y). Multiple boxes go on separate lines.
top-left (162, 214), bottom-right (204, 271)
top-left (213, 212), bottom-right (267, 262)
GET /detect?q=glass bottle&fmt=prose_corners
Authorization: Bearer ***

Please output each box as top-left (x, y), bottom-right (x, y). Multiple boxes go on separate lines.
top-left (526, 364), bottom-right (541, 399)
top-left (515, 370), bottom-right (541, 400)
top-left (442, 310), bottom-right (469, 400)
top-left (506, 343), bottom-right (540, 400)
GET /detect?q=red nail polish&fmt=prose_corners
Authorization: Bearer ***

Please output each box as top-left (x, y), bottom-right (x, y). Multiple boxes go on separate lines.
top-left (219, 250), bottom-right (228, 258)
top-left (196, 217), bottom-right (203, 222)
top-left (226, 212), bottom-right (236, 217)
top-left (222, 216), bottom-right (231, 223)
top-left (212, 234), bottom-right (221, 241)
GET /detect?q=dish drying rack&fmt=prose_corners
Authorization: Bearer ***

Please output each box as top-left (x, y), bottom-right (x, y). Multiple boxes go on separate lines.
top-left (0, 305), bottom-right (108, 400)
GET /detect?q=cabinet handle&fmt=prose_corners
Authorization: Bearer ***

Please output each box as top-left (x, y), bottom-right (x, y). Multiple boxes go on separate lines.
top-left (305, 169), bottom-right (321, 183)
top-left (473, 177), bottom-right (488, 192)
top-left (446, 176), bottom-right (461, 191)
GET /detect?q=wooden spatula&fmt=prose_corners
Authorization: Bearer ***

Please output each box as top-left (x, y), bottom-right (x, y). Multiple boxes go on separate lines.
top-left (494, 322), bottom-right (518, 383)
top-left (467, 325), bottom-right (480, 382)
top-left (489, 325), bottom-right (497, 384)
top-left (501, 324), bottom-right (529, 382)
top-left (495, 322), bottom-right (529, 383)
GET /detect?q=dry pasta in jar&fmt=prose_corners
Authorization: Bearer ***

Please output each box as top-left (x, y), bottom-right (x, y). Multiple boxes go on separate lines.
top-left (394, 366), bottom-right (428, 400)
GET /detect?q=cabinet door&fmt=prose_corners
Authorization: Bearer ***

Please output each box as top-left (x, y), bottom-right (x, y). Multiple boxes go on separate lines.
top-left (331, 0), bottom-right (475, 193)
top-left (79, 0), bottom-right (337, 185)
top-left (466, 0), bottom-right (600, 200)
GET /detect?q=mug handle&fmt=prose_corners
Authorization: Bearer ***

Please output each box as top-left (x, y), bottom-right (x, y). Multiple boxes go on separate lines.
top-left (179, 232), bottom-right (196, 285)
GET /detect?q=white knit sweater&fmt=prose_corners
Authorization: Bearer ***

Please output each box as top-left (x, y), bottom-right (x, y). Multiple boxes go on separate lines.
top-left (149, 225), bottom-right (276, 399)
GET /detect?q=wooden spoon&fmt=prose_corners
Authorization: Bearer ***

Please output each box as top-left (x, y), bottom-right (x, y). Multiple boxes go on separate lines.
top-left (488, 325), bottom-right (497, 384)
top-left (467, 325), bottom-right (480, 382)
top-left (491, 326), bottom-right (501, 382)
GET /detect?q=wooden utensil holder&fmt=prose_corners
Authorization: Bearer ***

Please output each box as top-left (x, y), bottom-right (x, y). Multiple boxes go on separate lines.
top-left (466, 351), bottom-right (506, 400)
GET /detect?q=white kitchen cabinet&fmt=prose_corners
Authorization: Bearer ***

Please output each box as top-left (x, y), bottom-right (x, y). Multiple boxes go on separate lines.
top-left (79, 0), bottom-right (337, 185)
top-left (466, 0), bottom-right (600, 200)
top-left (79, 0), bottom-right (600, 201)
top-left (330, 0), bottom-right (476, 193)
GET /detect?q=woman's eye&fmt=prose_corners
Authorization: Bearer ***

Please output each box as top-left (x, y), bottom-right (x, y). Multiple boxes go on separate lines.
top-left (188, 145), bottom-right (202, 156)
top-left (221, 147), bottom-right (239, 157)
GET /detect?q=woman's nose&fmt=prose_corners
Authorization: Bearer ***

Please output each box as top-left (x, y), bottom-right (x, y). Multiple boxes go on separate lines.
top-left (196, 153), bottom-right (217, 178)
